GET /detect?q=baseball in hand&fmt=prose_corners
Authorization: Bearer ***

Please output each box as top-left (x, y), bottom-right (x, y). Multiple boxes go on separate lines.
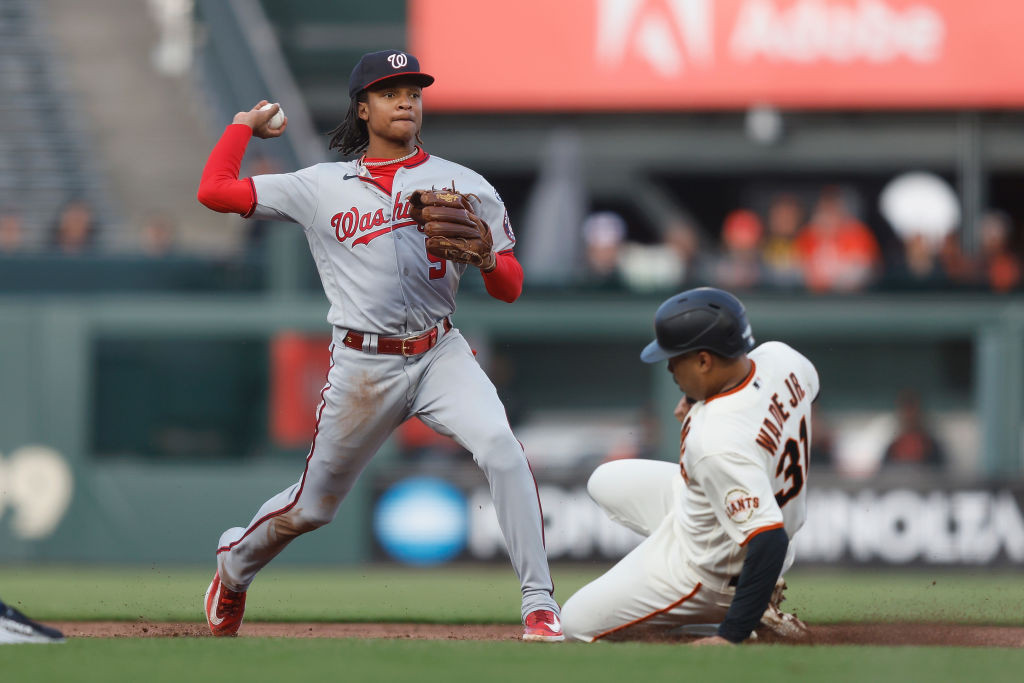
top-left (259, 102), bottom-right (285, 130)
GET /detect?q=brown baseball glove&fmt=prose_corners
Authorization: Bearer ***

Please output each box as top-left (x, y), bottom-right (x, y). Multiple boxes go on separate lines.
top-left (409, 189), bottom-right (496, 271)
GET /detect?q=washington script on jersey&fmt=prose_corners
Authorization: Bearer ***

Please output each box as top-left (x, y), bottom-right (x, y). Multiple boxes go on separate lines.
top-left (331, 195), bottom-right (417, 246)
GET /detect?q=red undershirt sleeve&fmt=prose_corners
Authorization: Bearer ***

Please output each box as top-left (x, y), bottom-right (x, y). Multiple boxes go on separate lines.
top-left (481, 251), bottom-right (523, 303)
top-left (196, 124), bottom-right (258, 216)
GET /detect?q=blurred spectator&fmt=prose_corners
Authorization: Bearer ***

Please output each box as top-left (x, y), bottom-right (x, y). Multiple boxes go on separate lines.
top-left (895, 233), bottom-right (948, 287)
top-left (761, 193), bottom-right (804, 288)
top-left (581, 211), bottom-right (627, 289)
top-left (619, 242), bottom-right (685, 291)
top-left (49, 198), bottom-right (97, 254)
top-left (618, 215), bottom-right (702, 292)
top-left (795, 186), bottom-right (881, 292)
top-left (714, 209), bottom-right (763, 290)
top-left (140, 211), bottom-right (178, 257)
top-left (663, 218), bottom-right (703, 285)
top-left (978, 210), bottom-right (1022, 292)
top-left (0, 208), bottom-right (24, 254)
top-left (938, 231), bottom-right (978, 286)
top-left (809, 404), bottom-right (837, 471)
top-left (878, 172), bottom-right (962, 288)
top-left (882, 389), bottom-right (945, 469)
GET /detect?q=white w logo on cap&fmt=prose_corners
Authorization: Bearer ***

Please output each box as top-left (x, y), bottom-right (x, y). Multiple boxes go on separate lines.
top-left (387, 53), bottom-right (408, 69)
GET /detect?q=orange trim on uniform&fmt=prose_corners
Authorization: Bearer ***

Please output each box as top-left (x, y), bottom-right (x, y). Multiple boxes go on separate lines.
top-left (740, 522), bottom-right (784, 547)
top-left (704, 361), bottom-right (757, 405)
top-left (592, 583), bottom-right (703, 641)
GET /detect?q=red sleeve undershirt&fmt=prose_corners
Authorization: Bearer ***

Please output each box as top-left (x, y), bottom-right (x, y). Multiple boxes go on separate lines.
top-left (196, 124), bottom-right (257, 216)
top-left (482, 251), bottom-right (523, 303)
top-left (198, 124), bottom-right (524, 303)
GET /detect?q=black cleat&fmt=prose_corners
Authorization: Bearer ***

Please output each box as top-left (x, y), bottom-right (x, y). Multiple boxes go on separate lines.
top-left (0, 600), bottom-right (66, 644)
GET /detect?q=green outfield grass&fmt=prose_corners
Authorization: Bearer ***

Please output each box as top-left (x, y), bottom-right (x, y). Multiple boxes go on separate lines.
top-left (3, 639), bottom-right (1024, 683)
top-left (1, 565), bottom-right (1022, 682)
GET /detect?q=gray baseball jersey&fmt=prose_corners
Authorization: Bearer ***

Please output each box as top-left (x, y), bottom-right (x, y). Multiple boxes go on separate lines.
top-left (214, 153), bottom-right (556, 621)
top-left (250, 156), bottom-right (515, 333)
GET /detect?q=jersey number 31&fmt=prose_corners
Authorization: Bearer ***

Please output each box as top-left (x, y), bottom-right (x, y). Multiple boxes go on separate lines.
top-left (774, 416), bottom-right (808, 508)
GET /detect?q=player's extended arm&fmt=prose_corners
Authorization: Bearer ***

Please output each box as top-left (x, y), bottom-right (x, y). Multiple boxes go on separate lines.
top-left (197, 101), bottom-right (287, 216)
top-left (196, 124), bottom-right (256, 215)
top-left (716, 526), bottom-right (789, 643)
top-left (480, 250), bottom-right (523, 303)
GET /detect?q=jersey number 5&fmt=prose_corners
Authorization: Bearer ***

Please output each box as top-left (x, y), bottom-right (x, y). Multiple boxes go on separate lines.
top-left (774, 416), bottom-right (808, 508)
top-left (426, 244), bottom-right (446, 279)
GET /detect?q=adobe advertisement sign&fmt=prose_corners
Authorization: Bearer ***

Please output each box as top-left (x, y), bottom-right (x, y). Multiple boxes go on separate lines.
top-left (409, 0), bottom-right (1024, 110)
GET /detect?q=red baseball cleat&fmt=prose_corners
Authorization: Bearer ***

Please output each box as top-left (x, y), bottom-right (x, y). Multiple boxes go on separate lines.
top-left (523, 609), bottom-right (564, 642)
top-left (204, 572), bottom-right (246, 637)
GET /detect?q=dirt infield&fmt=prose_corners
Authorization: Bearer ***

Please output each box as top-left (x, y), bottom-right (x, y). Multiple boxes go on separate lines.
top-left (50, 621), bottom-right (1024, 647)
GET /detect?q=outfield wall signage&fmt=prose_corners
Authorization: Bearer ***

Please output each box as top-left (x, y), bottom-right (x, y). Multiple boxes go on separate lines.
top-left (0, 445), bottom-right (73, 541)
top-left (410, 0), bottom-right (1024, 110)
top-left (373, 475), bottom-right (1024, 566)
top-left (796, 488), bottom-right (1024, 565)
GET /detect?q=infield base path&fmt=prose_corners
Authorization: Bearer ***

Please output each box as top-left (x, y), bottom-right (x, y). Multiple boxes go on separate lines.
top-left (49, 621), bottom-right (1024, 647)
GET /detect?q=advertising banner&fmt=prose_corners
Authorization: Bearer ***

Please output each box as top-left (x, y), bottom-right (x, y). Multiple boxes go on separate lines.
top-left (372, 470), bottom-right (1024, 566)
top-left (409, 0), bottom-right (1024, 110)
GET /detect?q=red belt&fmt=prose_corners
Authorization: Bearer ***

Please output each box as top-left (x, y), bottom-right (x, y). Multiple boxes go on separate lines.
top-left (342, 318), bottom-right (452, 357)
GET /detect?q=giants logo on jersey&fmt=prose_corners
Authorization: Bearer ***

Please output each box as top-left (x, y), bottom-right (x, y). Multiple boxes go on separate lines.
top-left (331, 195), bottom-right (416, 247)
top-left (724, 488), bottom-right (759, 523)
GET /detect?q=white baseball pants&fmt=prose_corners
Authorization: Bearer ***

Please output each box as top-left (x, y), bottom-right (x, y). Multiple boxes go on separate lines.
top-left (561, 459), bottom-right (733, 641)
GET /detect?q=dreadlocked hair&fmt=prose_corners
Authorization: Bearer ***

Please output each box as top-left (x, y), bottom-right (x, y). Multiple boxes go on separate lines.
top-left (327, 90), bottom-right (426, 158)
top-left (328, 93), bottom-right (368, 157)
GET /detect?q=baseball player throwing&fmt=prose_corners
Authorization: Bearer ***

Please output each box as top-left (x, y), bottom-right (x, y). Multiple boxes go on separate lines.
top-left (196, 50), bottom-right (562, 641)
top-left (560, 287), bottom-right (817, 644)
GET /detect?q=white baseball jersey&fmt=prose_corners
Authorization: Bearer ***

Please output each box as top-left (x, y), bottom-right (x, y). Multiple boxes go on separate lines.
top-left (251, 155), bottom-right (515, 334)
top-left (560, 341), bottom-right (819, 641)
top-left (676, 341), bottom-right (819, 579)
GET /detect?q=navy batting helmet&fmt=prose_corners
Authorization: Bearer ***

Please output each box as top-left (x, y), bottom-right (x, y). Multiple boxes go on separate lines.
top-left (640, 287), bottom-right (755, 363)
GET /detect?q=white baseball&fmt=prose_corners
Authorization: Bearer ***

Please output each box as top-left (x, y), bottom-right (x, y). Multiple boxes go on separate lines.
top-left (259, 102), bottom-right (285, 130)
